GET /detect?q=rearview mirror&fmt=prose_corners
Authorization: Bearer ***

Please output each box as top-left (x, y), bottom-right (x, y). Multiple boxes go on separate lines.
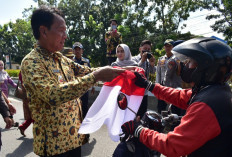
top-left (117, 93), bottom-right (136, 115)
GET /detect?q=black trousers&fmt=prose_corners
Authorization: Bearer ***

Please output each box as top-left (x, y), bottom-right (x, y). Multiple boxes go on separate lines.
top-left (81, 92), bottom-right (89, 118)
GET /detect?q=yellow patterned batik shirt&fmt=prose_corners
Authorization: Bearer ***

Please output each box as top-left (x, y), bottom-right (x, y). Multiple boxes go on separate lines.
top-left (105, 31), bottom-right (122, 57)
top-left (21, 46), bottom-right (96, 156)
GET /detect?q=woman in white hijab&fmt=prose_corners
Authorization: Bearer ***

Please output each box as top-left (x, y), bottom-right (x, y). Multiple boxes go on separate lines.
top-left (111, 44), bottom-right (138, 67)
top-left (0, 60), bottom-right (17, 97)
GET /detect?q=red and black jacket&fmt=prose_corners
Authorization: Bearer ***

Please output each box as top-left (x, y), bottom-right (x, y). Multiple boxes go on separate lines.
top-left (139, 83), bottom-right (232, 157)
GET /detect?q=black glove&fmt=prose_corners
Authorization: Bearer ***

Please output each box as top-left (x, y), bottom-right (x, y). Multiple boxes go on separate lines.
top-left (134, 72), bottom-right (155, 92)
top-left (121, 120), bottom-right (144, 138)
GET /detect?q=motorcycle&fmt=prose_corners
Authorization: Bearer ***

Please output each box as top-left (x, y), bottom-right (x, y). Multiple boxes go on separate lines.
top-left (114, 93), bottom-right (182, 157)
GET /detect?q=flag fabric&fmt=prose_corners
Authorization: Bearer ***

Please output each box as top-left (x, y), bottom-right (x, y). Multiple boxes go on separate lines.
top-left (78, 67), bottom-right (145, 142)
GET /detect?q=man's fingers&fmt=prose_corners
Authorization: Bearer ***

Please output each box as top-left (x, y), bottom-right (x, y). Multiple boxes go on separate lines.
top-left (114, 68), bottom-right (125, 74)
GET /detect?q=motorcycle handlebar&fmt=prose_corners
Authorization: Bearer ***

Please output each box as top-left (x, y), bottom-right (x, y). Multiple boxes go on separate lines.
top-left (161, 114), bottom-right (182, 124)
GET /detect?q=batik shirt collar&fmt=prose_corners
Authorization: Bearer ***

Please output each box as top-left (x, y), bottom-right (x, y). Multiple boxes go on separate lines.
top-left (34, 44), bottom-right (63, 60)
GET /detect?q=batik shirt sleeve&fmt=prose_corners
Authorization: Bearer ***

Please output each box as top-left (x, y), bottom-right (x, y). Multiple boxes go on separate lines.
top-left (21, 51), bottom-right (96, 106)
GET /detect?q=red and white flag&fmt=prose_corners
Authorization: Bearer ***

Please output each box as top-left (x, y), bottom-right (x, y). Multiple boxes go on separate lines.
top-left (78, 67), bottom-right (145, 142)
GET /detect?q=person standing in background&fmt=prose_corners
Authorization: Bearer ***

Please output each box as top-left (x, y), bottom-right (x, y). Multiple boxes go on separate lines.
top-left (73, 42), bottom-right (94, 118)
top-left (0, 89), bottom-right (14, 151)
top-left (155, 39), bottom-right (182, 114)
top-left (0, 60), bottom-right (17, 126)
top-left (132, 40), bottom-right (156, 118)
top-left (111, 44), bottom-right (138, 67)
top-left (0, 60), bottom-right (17, 97)
top-left (61, 47), bottom-right (75, 60)
top-left (105, 19), bottom-right (122, 65)
top-left (18, 71), bottom-right (34, 137)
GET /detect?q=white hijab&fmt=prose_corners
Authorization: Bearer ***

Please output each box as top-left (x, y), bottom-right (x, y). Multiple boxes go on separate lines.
top-left (0, 61), bottom-right (7, 82)
top-left (114, 44), bottom-right (137, 67)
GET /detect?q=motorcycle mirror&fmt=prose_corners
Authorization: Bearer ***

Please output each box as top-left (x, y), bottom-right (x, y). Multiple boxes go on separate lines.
top-left (117, 93), bottom-right (128, 110)
top-left (117, 93), bottom-right (136, 115)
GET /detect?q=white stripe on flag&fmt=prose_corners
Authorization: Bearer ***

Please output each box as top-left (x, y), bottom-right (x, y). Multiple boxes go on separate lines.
top-left (78, 85), bottom-right (143, 142)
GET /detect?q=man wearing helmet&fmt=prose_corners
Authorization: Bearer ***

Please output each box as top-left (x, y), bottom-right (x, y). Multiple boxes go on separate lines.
top-left (121, 37), bottom-right (232, 157)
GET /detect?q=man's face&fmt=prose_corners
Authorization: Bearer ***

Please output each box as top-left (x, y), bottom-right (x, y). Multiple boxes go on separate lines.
top-left (139, 44), bottom-right (151, 56)
top-left (41, 14), bottom-right (67, 52)
top-left (164, 44), bottom-right (173, 53)
top-left (111, 21), bottom-right (117, 28)
top-left (73, 47), bottom-right (83, 59)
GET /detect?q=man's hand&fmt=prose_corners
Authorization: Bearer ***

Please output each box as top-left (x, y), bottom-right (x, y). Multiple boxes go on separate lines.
top-left (134, 72), bottom-right (155, 92)
top-left (121, 120), bottom-right (139, 135)
top-left (134, 72), bottom-right (149, 88)
top-left (148, 55), bottom-right (155, 67)
top-left (4, 117), bottom-right (13, 129)
top-left (121, 118), bottom-right (144, 138)
top-left (141, 52), bottom-right (148, 62)
top-left (93, 66), bottom-right (125, 82)
top-left (8, 103), bottom-right (16, 115)
top-left (111, 30), bottom-right (119, 38)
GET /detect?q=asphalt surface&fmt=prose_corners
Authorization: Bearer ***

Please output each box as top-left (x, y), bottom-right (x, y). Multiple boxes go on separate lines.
top-left (0, 97), bottom-right (119, 157)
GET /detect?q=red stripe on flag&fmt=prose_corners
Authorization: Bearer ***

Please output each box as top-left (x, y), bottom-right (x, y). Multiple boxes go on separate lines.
top-left (104, 67), bottom-right (145, 96)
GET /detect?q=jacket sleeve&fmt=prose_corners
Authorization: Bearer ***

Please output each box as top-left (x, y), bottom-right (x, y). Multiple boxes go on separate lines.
top-left (139, 102), bottom-right (221, 157)
top-left (7, 74), bottom-right (17, 88)
top-left (152, 83), bottom-right (192, 109)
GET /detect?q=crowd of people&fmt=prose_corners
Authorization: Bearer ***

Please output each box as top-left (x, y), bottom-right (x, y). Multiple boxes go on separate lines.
top-left (0, 5), bottom-right (232, 157)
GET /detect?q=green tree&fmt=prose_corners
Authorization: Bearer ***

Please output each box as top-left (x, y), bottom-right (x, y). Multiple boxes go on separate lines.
top-left (0, 23), bottom-right (17, 63)
top-left (27, 0), bottom-right (205, 66)
top-left (205, 0), bottom-right (232, 43)
top-left (0, 20), bottom-right (35, 64)
top-left (1, 0), bottom-right (208, 66)
top-left (11, 19), bottom-right (35, 63)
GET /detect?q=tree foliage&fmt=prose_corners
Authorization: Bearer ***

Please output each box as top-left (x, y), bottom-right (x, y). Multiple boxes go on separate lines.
top-left (205, 0), bottom-right (232, 43)
top-left (0, 20), bottom-right (35, 63)
top-left (1, 0), bottom-right (220, 66)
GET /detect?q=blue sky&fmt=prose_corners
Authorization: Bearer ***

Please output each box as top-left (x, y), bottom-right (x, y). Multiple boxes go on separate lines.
top-left (0, 0), bottom-right (37, 25)
top-left (0, 0), bottom-right (224, 40)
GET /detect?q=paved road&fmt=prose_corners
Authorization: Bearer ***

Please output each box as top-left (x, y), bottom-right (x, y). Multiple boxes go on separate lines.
top-left (0, 97), bottom-right (119, 157)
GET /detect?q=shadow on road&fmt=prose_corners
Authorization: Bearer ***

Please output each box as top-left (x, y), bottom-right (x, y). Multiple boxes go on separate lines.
top-left (6, 137), bottom-right (33, 157)
top-left (82, 138), bottom-right (97, 157)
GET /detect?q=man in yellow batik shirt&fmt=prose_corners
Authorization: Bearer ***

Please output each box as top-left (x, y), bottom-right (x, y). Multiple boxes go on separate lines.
top-left (21, 5), bottom-right (124, 157)
top-left (105, 19), bottom-right (122, 65)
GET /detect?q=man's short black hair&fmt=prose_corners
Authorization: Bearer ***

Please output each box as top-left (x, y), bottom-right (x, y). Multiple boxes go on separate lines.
top-left (31, 5), bottom-right (64, 40)
top-left (140, 40), bottom-right (152, 47)
top-left (110, 19), bottom-right (118, 24)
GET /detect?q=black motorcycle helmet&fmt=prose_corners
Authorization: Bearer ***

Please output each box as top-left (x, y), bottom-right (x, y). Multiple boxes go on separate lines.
top-left (172, 37), bottom-right (232, 87)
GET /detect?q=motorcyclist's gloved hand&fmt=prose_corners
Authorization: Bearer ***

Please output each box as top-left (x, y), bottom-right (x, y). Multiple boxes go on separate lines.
top-left (121, 120), bottom-right (144, 138)
top-left (134, 72), bottom-right (155, 92)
